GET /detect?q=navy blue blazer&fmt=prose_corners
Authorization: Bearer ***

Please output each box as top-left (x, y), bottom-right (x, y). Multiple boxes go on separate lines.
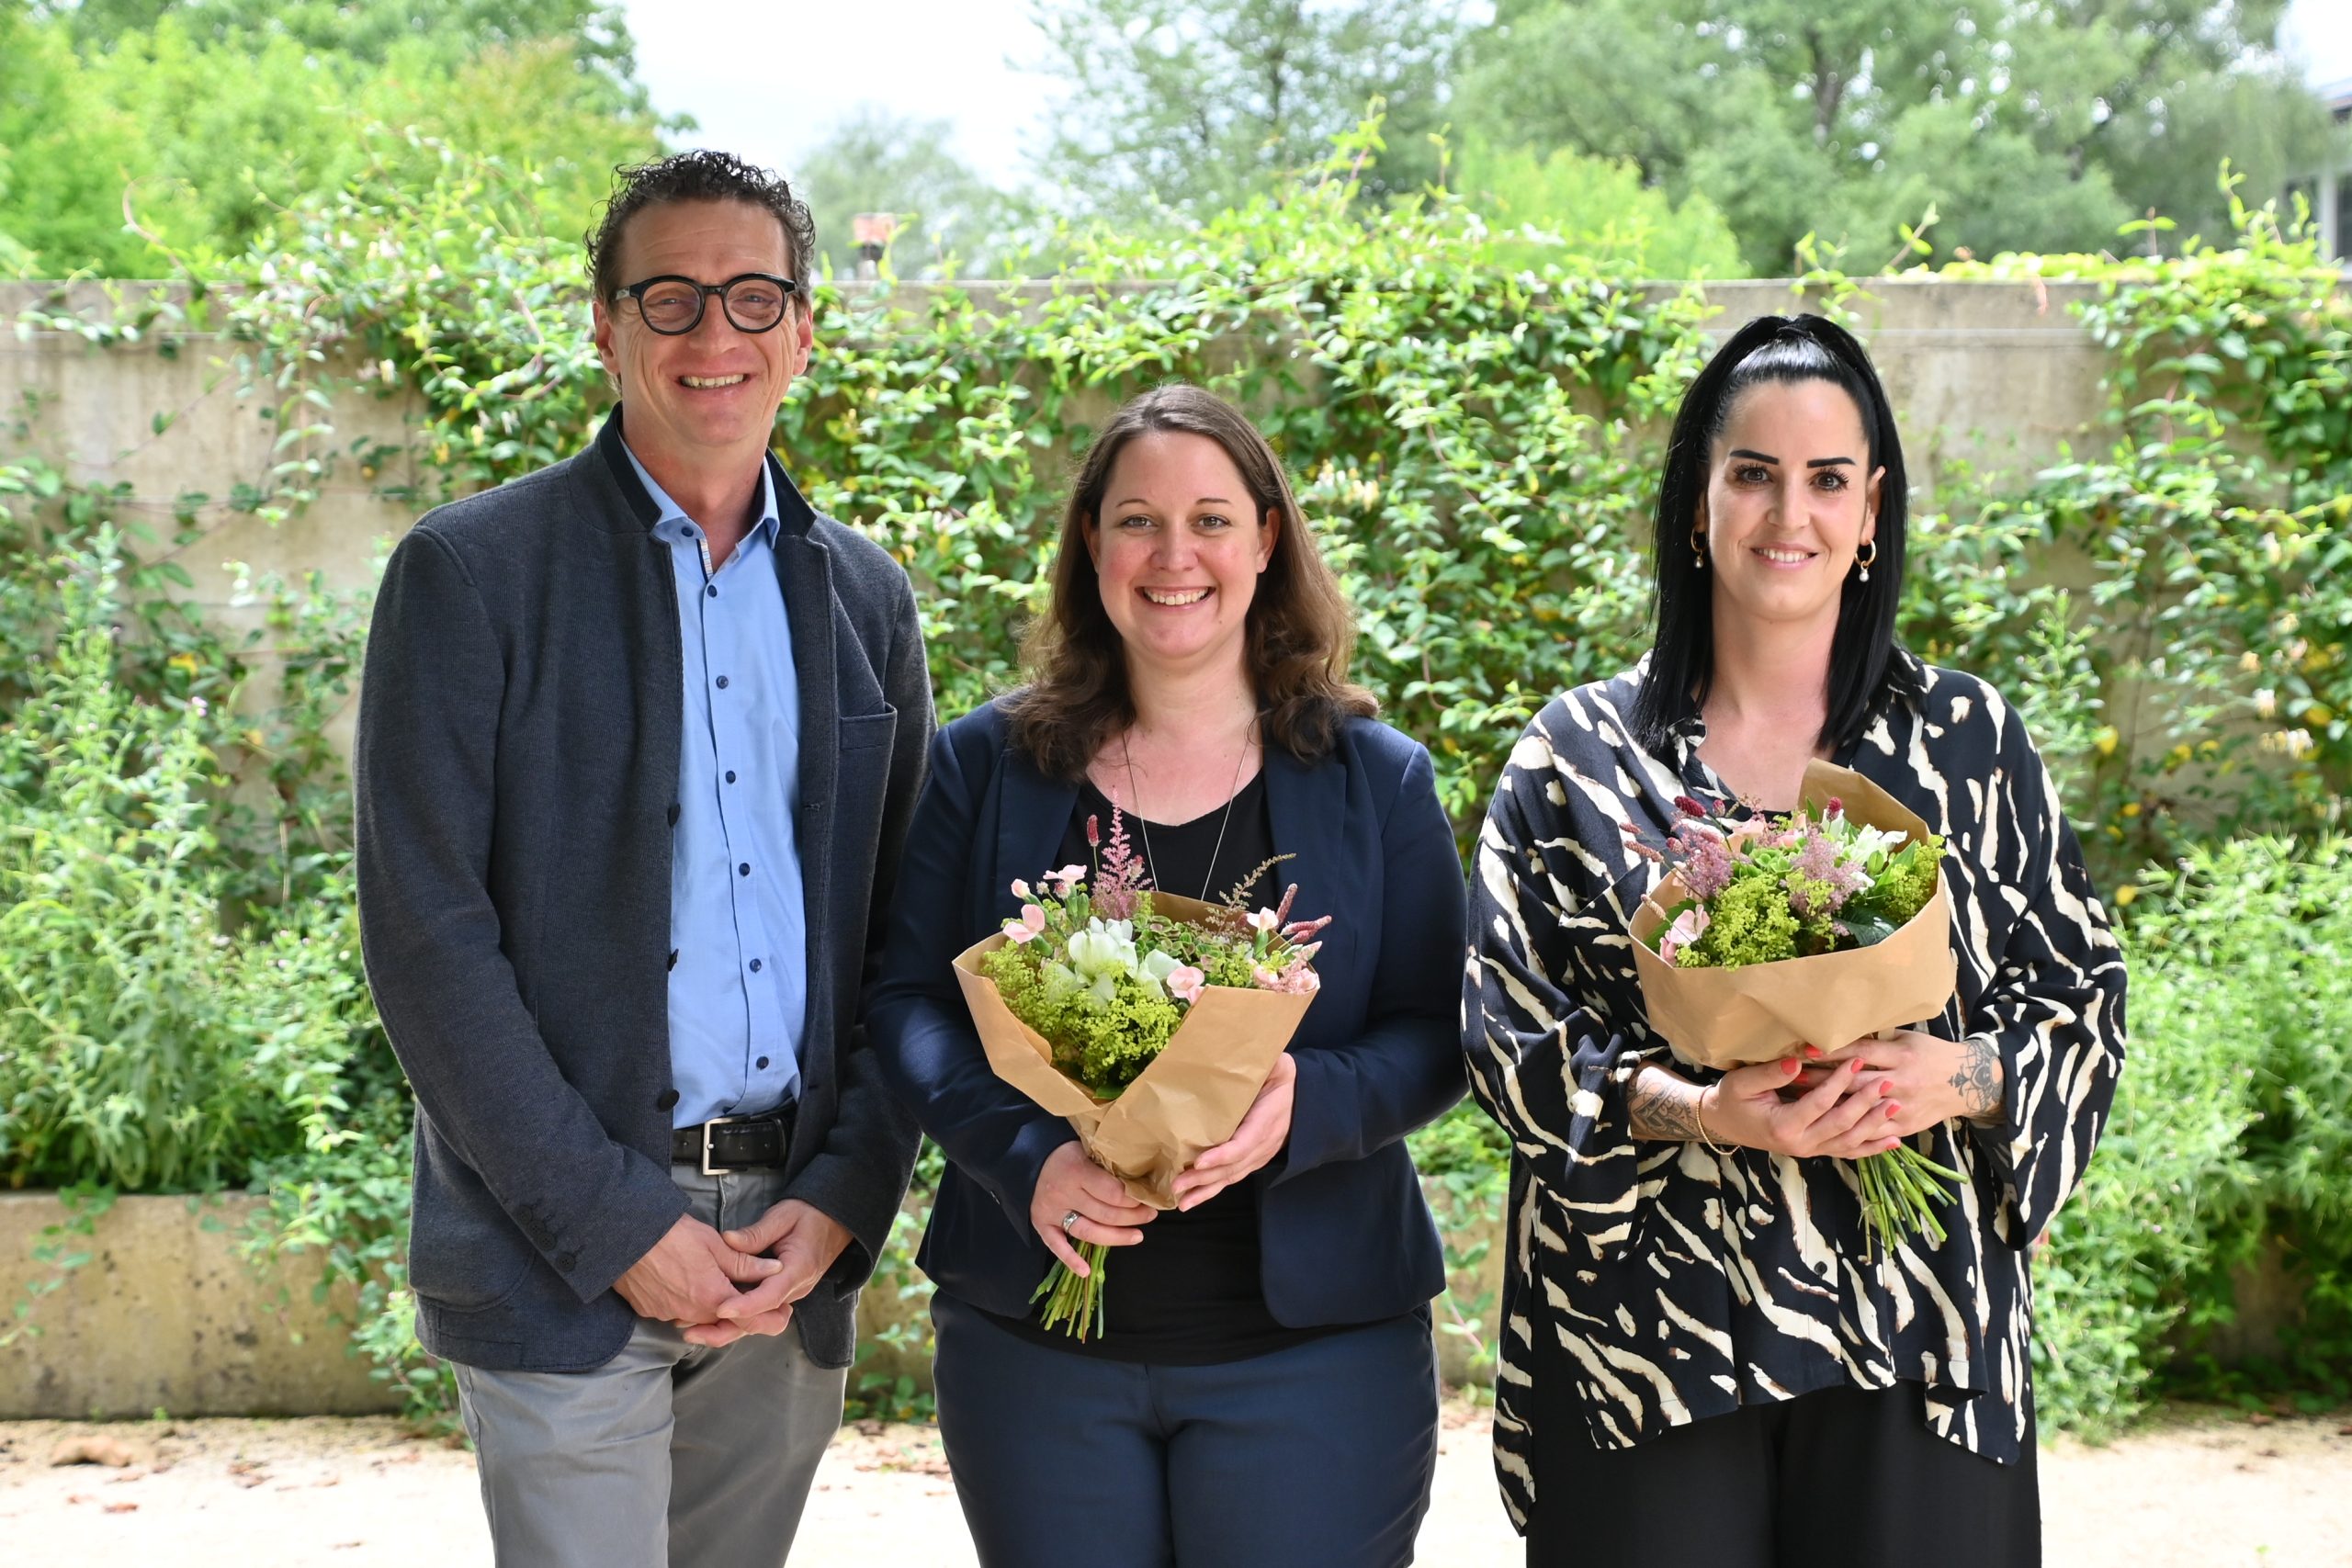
top-left (867, 699), bottom-right (1468, 1327)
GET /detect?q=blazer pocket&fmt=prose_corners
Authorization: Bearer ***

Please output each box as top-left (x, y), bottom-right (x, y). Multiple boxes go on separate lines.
top-left (838, 707), bottom-right (898, 752)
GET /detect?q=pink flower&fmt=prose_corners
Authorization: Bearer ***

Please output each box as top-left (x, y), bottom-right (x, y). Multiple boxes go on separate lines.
top-left (1003, 904), bottom-right (1047, 943)
top-left (1252, 962), bottom-right (1321, 996)
top-left (1658, 907), bottom-right (1710, 964)
top-left (1168, 965), bottom-right (1205, 1003)
top-left (1045, 863), bottom-right (1087, 897)
top-left (1680, 832), bottom-right (1736, 900)
top-left (1247, 908), bottom-right (1281, 934)
top-left (1785, 829), bottom-right (1864, 916)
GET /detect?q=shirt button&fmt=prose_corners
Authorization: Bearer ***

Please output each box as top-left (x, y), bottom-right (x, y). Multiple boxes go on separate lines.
top-left (756, 1056), bottom-right (770, 1070)
top-left (739, 863), bottom-right (751, 876)
top-left (726, 770), bottom-right (738, 784)
top-left (706, 584), bottom-right (718, 598)
top-left (749, 958), bottom-right (763, 973)
top-left (716, 675), bottom-right (729, 690)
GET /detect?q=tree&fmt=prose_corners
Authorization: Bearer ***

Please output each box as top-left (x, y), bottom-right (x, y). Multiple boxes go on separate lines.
top-left (0, 3), bottom-right (662, 276)
top-left (1452, 136), bottom-right (1748, 279)
top-left (37, 0), bottom-right (648, 109)
top-left (787, 107), bottom-right (1024, 279)
top-left (0, 5), bottom-right (152, 275)
top-left (1025, 0), bottom-right (1464, 220)
top-left (1461, 0), bottom-right (2334, 272)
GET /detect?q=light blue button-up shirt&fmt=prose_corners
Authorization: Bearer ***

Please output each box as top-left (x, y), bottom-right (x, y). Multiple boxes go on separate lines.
top-left (625, 444), bottom-right (807, 1127)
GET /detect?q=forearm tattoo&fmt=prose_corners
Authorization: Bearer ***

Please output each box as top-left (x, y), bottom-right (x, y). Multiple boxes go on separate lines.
top-left (1628, 1067), bottom-right (1703, 1142)
top-left (1950, 1035), bottom-right (2005, 1122)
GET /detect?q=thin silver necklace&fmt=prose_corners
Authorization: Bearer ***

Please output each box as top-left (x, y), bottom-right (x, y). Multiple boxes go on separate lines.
top-left (1122, 720), bottom-right (1253, 902)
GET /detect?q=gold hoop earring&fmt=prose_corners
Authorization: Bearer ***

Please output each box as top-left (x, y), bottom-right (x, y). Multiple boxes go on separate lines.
top-left (1854, 540), bottom-right (1877, 583)
top-left (1690, 526), bottom-right (1708, 570)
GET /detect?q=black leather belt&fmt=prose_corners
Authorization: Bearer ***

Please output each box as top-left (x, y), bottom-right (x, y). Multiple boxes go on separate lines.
top-left (671, 1103), bottom-right (797, 1174)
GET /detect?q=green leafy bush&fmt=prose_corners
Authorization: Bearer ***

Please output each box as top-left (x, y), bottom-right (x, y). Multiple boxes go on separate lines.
top-left (0, 533), bottom-right (379, 1191)
top-left (2035, 838), bottom-right (2352, 1431)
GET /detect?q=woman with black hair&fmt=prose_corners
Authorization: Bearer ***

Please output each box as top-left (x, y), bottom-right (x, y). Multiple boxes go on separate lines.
top-left (1464, 314), bottom-right (2127, 1566)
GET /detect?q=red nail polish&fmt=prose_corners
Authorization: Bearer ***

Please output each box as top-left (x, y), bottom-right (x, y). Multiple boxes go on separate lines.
top-left (1886, 1101), bottom-right (1902, 1116)
top-left (1879, 1079), bottom-right (1894, 1098)
top-left (1782, 1058), bottom-right (1802, 1076)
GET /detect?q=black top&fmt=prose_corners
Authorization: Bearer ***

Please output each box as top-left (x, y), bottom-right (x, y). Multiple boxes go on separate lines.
top-left (981, 772), bottom-right (1350, 1363)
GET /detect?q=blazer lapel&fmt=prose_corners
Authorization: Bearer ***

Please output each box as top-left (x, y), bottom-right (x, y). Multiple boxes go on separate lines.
top-left (993, 738), bottom-right (1080, 927)
top-left (1264, 741), bottom-right (1348, 931)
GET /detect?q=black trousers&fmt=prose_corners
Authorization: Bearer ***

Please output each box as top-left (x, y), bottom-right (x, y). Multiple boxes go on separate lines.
top-left (931, 1292), bottom-right (1439, 1568)
top-left (1526, 1381), bottom-right (2040, 1568)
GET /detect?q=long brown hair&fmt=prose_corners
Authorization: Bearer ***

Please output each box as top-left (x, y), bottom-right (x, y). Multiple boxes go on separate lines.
top-left (1005, 383), bottom-right (1376, 782)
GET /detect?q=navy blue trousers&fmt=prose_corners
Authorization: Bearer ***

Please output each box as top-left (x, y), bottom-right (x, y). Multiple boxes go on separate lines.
top-left (932, 1292), bottom-right (1440, 1568)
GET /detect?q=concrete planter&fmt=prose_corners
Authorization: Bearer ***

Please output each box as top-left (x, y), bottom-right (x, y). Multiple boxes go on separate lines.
top-left (1, 1186), bottom-right (1509, 1420)
top-left (0, 1192), bottom-right (397, 1420)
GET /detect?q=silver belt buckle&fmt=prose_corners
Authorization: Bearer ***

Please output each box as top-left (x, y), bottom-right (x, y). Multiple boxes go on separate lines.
top-left (699, 1114), bottom-right (744, 1177)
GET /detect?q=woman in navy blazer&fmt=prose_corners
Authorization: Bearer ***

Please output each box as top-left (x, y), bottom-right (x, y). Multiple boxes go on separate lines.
top-left (868, 385), bottom-right (1466, 1568)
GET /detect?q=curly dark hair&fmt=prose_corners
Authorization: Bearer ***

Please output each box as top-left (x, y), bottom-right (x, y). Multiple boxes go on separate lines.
top-left (586, 149), bottom-right (817, 307)
top-left (1005, 383), bottom-right (1378, 782)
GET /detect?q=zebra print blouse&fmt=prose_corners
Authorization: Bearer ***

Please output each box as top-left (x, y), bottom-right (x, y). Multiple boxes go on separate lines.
top-left (1464, 659), bottom-right (2127, 1532)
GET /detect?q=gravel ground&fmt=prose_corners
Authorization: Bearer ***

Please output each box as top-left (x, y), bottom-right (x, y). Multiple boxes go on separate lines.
top-left (3, 1399), bottom-right (2346, 1566)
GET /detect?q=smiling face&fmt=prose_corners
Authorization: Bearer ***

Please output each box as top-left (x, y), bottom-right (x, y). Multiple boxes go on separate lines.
top-left (591, 197), bottom-right (811, 476)
top-left (1700, 377), bottom-right (1884, 637)
top-left (1086, 430), bottom-right (1280, 686)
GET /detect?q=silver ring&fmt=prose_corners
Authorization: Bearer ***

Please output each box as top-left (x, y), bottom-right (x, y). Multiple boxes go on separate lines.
top-left (1060, 1209), bottom-right (1082, 1234)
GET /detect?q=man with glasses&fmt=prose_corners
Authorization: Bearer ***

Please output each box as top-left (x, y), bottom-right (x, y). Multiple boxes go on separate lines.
top-left (356, 150), bottom-right (933, 1566)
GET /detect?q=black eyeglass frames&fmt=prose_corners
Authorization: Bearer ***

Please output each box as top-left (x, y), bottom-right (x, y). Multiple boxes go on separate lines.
top-left (612, 273), bottom-right (800, 335)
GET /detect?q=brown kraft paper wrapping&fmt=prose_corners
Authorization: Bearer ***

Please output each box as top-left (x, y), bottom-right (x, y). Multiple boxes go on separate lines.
top-left (1628, 760), bottom-right (1959, 1072)
top-left (951, 894), bottom-right (1317, 1210)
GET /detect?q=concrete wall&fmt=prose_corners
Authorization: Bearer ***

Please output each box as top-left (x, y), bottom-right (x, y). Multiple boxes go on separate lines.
top-left (2, 277), bottom-right (2111, 609)
top-left (1, 1188), bottom-right (1507, 1416)
top-left (0, 1193), bottom-right (396, 1419)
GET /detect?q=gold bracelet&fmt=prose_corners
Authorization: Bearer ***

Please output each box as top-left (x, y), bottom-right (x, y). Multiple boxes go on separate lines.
top-left (1693, 1083), bottom-right (1733, 1157)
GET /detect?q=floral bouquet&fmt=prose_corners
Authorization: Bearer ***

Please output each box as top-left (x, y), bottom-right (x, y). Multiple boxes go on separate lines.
top-left (1627, 760), bottom-right (1964, 1249)
top-left (951, 807), bottom-right (1328, 1338)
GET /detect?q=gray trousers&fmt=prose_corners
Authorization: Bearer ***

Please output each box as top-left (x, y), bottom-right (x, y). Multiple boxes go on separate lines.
top-left (452, 1163), bottom-right (847, 1568)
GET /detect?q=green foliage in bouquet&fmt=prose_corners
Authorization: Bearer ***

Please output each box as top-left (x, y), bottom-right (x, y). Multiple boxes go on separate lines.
top-left (982, 933), bottom-right (1183, 1098)
top-left (1682, 874), bottom-right (1804, 968)
top-left (1845, 839), bottom-right (1943, 930)
top-left (980, 821), bottom-right (1321, 1101)
top-left (1646, 796), bottom-right (1949, 972)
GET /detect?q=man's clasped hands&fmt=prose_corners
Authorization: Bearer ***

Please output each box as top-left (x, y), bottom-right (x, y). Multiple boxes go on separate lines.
top-left (613, 1199), bottom-right (852, 1349)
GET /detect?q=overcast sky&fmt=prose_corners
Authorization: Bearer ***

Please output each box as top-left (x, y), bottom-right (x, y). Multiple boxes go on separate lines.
top-left (620, 0), bottom-right (2352, 189)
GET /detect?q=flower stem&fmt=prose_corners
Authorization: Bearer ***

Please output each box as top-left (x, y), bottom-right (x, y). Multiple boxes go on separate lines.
top-left (1849, 1141), bottom-right (1963, 1254)
top-left (1033, 1243), bottom-right (1112, 1340)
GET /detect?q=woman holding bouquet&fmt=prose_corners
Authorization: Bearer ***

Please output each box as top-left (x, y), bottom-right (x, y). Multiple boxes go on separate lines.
top-left (869, 384), bottom-right (1466, 1567)
top-left (1464, 313), bottom-right (2127, 1566)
